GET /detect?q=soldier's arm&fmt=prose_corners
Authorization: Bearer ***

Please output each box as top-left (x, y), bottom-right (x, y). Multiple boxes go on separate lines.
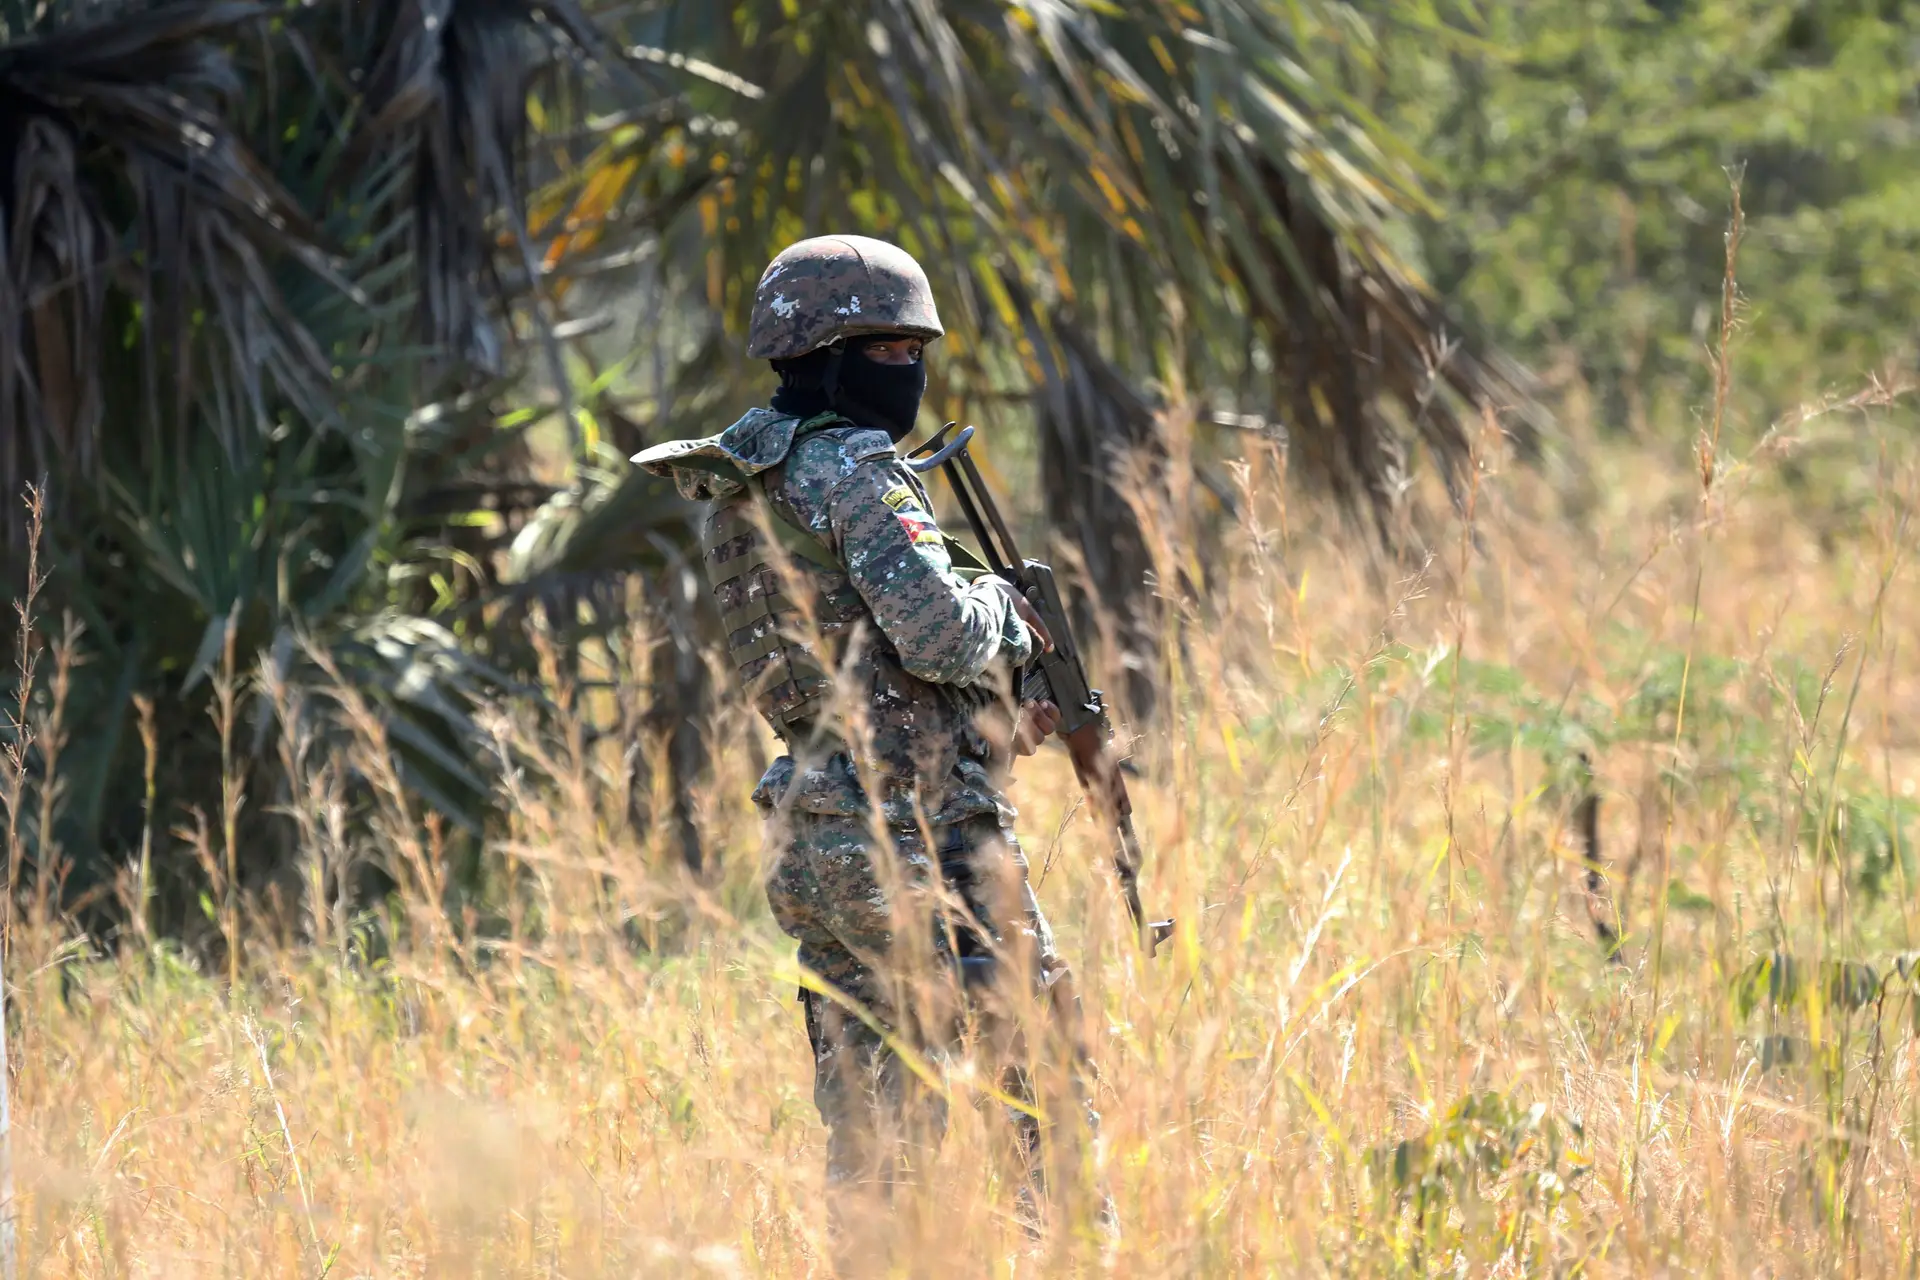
top-left (825, 460), bottom-right (1036, 686)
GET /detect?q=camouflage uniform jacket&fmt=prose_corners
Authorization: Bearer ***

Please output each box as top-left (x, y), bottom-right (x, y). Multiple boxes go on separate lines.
top-left (639, 407), bottom-right (1036, 828)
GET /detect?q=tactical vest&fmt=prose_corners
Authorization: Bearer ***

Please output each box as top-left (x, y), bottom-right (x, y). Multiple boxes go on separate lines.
top-left (633, 407), bottom-right (953, 742)
top-left (701, 473), bottom-right (844, 736)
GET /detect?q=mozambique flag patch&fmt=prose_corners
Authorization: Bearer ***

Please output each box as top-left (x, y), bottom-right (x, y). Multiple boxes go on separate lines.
top-left (895, 511), bottom-right (944, 547)
top-left (880, 481), bottom-right (942, 546)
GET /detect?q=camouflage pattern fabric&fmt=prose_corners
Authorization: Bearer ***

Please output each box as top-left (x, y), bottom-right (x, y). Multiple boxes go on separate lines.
top-left (633, 405), bottom-right (812, 502)
top-left (745, 235), bottom-right (945, 360)
top-left (780, 426), bottom-right (1025, 689)
top-left (745, 414), bottom-right (1035, 825)
top-left (771, 810), bottom-right (1093, 1250)
top-left (635, 408), bottom-right (1032, 823)
top-left (638, 405), bottom-right (1095, 1252)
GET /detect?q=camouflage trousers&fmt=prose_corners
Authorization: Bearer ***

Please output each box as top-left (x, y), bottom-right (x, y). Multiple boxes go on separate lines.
top-left (766, 809), bottom-right (1100, 1246)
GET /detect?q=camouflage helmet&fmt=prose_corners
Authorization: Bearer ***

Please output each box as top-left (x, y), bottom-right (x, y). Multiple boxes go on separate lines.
top-left (746, 235), bottom-right (944, 361)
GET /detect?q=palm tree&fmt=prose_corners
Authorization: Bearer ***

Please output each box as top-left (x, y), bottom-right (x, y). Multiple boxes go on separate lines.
top-left (0, 0), bottom-right (636, 930)
top-left (527, 0), bottom-right (1544, 713)
top-left (1, 0), bottom-right (1538, 931)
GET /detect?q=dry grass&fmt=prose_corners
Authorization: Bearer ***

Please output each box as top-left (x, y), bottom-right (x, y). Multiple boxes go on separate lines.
top-left (9, 386), bottom-right (1920, 1279)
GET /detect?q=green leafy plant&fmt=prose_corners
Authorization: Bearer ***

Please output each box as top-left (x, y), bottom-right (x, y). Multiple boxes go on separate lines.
top-left (1370, 1090), bottom-right (1591, 1268)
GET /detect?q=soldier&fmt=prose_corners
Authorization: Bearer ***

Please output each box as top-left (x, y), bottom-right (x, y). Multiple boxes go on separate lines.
top-left (634, 235), bottom-right (1103, 1263)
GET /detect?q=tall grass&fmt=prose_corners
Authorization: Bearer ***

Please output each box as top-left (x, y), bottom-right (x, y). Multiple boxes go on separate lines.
top-left (6, 369), bottom-right (1920, 1276)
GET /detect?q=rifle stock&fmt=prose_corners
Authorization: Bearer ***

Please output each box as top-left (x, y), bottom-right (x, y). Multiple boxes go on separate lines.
top-left (905, 424), bottom-right (1175, 956)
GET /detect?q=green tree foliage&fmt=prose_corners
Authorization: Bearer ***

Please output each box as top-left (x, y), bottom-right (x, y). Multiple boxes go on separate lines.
top-left (1380, 0), bottom-right (1920, 437)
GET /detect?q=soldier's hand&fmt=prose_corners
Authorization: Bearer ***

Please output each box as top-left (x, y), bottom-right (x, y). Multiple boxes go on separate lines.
top-left (986, 577), bottom-right (1053, 653)
top-left (1015, 700), bottom-right (1060, 756)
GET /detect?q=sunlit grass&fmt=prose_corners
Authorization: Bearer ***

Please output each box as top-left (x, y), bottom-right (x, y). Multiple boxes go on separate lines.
top-left (12, 394), bottom-right (1920, 1276)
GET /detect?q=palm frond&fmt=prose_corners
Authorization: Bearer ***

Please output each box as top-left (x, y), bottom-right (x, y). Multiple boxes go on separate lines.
top-left (347, 0), bottom-right (654, 431)
top-left (0, 0), bottom-right (343, 542)
top-left (589, 0), bottom-right (1545, 534)
top-left (1026, 308), bottom-right (1163, 717)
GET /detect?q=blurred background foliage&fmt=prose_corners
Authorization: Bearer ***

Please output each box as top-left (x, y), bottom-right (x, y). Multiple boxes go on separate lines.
top-left (0, 0), bottom-right (1913, 943)
top-left (1382, 0), bottom-right (1919, 438)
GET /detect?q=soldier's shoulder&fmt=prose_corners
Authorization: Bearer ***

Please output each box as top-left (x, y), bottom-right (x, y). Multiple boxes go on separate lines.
top-left (630, 407), bottom-right (805, 501)
top-left (782, 423), bottom-right (898, 491)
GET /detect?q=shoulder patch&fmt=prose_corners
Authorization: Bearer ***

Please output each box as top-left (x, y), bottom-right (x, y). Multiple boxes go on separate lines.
top-left (895, 511), bottom-right (944, 547)
top-left (881, 485), bottom-right (916, 511)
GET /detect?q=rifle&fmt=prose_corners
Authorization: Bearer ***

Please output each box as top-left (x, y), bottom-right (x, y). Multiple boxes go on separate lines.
top-left (905, 423), bottom-right (1175, 957)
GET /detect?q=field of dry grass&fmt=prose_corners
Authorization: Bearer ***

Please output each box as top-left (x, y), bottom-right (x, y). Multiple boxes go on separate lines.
top-left (10, 384), bottom-right (1920, 1277)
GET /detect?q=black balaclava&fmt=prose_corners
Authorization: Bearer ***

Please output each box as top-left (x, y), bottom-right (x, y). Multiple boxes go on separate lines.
top-left (768, 346), bottom-right (840, 420)
top-left (770, 337), bottom-right (927, 441)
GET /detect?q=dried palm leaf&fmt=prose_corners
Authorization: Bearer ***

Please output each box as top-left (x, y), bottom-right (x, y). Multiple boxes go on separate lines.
top-left (346, 0), bottom-right (652, 448)
top-left (0, 0), bottom-right (342, 544)
top-left (587, 0), bottom-right (1545, 537)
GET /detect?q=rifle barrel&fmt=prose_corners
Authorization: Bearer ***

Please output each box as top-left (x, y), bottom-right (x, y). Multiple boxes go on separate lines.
top-left (931, 428), bottom-right (1174, 957)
